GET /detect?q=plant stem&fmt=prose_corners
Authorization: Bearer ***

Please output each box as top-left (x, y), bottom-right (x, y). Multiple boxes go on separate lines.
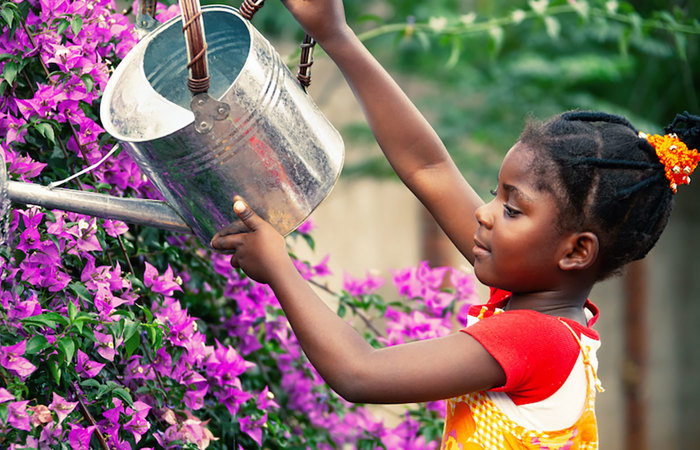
top-left (70, 383), bottom-right (110, 450)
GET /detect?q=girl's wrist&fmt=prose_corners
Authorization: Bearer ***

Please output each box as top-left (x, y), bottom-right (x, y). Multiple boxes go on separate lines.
top-left (315, 24), bottom-right (356, 55)
top-left (267, 256), bottom-right (302, 290)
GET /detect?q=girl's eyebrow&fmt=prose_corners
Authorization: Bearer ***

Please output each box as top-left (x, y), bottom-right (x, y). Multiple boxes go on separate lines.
top-left (502, 183), bottom-right (533, 203)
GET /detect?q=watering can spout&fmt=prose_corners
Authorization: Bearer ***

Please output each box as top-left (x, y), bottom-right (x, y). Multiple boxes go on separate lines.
top-left (7, 182), bottom-right (192, 235)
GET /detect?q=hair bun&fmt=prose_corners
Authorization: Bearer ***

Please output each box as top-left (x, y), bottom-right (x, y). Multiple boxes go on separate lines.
top-left (665, 111), bottom-right (700, 152)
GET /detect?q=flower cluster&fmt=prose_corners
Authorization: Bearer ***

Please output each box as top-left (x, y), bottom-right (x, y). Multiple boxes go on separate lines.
top-left (0, 1), bottom-right (481, 448)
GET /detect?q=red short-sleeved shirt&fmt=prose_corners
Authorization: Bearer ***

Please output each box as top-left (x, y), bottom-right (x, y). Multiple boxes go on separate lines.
top-left (461, 288), bottom-right (600, 405)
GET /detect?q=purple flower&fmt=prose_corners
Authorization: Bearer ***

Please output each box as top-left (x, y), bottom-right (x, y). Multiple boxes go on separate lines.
top-left (295, 218), bottom-right (316, 234)
top-left (19, 240), bottom-right (71, 292)
top-left (239, 415), bottom-right (264, 446)
top-left (94, 329), bottom-right (122, 362)
top-left (46, 210), bottom-right (73, 240)
top-left (76, 349), bottom-right (105, 378)
top-left (15, 83), bottom-right (66, 119)
top-left (68, 424), bottom-right (95, 450)
top-left (124, 400), bottom-right (151, 443)
top-left (313, 254), bottom-right (332, 277)
top-left (48, 392), bottom-right (78, 425)
top-left (124, 355), bottom-right (155, 382)
top-left (8, 400), bottom-right (31, 431)
top-left (184, 383), bottom-right (209, 410)
top-left (0, 387), bottom-right (14, 403)
top-left (0, 340), bottom-right (37, 380)
top-left (144, 262), bottom-right (182, 296)
top-left (39, 423), bottom-right (62, 448)
top-left (103, 397), bottom-right (124, 424)
top-left (257, 386), bottom-right (279, 410)
top-left (206, 341), bottom-right (255, 384)
top-left (343, 271), bottom-right (385, 296)
top-left (66, 218), bottom-right (102, 253)
top-left (103, 219), bottom-right (129, 237)
top-left (16, 208), bottom-right (45, 252)
top-left (6, 290), bottom-right (43, 323)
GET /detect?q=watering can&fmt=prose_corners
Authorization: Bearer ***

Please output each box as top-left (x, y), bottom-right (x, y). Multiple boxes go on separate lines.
top-left (3, 0), bottom-right (344, 246)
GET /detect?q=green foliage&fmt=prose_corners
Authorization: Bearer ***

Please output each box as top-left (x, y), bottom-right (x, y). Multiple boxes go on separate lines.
top-left (219, 0), bottom-right (698, 195)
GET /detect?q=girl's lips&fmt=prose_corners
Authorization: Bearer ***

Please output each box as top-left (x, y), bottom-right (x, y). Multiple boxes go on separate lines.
top-left (472, 237), bottom-right (490, 257)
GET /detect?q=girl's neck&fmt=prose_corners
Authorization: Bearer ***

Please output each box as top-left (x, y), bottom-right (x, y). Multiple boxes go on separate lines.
top-left (504, 290), bottom-right (591, 326)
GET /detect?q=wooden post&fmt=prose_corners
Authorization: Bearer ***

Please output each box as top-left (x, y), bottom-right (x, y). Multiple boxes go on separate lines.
top-left (623, 259), bottom-right (648, 450)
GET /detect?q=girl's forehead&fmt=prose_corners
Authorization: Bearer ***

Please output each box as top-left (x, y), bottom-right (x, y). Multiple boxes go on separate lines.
top-left (499, 143), bottom-right (537, 179)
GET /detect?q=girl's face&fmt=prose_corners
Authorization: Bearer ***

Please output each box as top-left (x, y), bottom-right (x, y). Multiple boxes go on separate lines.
top-left (472, 142), bottom-right (568, 293)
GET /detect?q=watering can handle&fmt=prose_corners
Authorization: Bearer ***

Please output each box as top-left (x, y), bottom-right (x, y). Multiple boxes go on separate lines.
top-left (179, 0), bottom-right (210, 94)
top-left (239, 0), bottom-right (317, 89)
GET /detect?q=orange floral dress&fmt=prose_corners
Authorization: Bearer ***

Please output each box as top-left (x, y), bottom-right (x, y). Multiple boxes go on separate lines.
top-left (440, 320), bottom-right (602, 450)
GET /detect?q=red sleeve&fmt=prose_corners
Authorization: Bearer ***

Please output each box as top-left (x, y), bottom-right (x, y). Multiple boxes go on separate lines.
top-left (462, 310), bottom-right (580, 405)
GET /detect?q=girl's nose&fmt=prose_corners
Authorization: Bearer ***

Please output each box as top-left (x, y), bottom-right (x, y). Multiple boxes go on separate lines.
top-left (475, 202), bottom-right (493, 228)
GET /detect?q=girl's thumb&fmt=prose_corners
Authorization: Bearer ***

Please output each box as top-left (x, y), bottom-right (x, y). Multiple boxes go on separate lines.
top-left (233, 199), bottom-right (258, 230)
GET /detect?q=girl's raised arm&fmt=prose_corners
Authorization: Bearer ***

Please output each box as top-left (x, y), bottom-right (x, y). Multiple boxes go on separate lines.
top-left (282, 0), bottom-right (484, 263)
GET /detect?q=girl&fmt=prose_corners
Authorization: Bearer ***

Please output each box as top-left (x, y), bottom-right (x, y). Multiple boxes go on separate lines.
top-left (211, 0), bottom-right (700, 448)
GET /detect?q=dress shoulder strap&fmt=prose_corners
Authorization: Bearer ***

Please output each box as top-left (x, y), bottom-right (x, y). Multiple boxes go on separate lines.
top-left (558, 318), bottom-right (605, 393)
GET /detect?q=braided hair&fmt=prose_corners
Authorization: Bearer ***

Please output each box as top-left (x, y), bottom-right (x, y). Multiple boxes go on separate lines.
top-left (518, 111), bottom-right (700, 280)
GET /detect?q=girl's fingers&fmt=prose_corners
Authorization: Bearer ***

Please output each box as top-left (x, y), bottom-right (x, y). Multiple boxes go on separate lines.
top-left (211, 233), bottom-right (244, 251)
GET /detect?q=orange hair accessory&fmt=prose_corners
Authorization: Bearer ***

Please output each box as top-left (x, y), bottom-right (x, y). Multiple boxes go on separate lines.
top-left (639, 131), bottom-right (700, 193)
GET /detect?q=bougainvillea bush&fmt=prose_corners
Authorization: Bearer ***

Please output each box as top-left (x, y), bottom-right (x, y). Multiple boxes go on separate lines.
top-left (0, 1), bottom-right (480, 448)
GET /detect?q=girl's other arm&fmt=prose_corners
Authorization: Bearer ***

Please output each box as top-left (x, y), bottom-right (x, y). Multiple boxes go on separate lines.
top-left (211, 201), bottom-right (505, 403)
top-left (282, 0), bottom-right (483, 263)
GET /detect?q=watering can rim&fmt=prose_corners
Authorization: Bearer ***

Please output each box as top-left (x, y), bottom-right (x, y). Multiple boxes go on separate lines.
top-left (100, 4), bottom-right (254, 143)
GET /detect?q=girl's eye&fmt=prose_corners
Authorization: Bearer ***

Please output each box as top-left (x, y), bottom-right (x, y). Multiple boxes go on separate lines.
top-left (489, 188), bottom-right (498, 197)
top-left (503, 204), bottom-right (520, 218)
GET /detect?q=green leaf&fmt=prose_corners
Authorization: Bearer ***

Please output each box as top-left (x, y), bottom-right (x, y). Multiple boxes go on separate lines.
top-left (55, 18), bottom-right (69, 35)
top-left (34, 122), bottom-right (55, 143)
top-left (81, 379), bottom-right (101, 389)
top-left (67, 300), bottom-right (78, 322)
top-left (49, 361), bottom-right (62, 385)
top-left (2, 60), bottom-right (17, 86)
top-left (26, 335), bottom-right (49, 354)
top-left (81, 74), bottom-right (94, 94)
top-left (488, 26), bottom-right (504, 57)
top-left (0, 6), bottom-right (13, 27)
top-left (0, 404), bottom-right (8, 424)
top-left (137, 305), bottom-right (154, 323)
top-left (113, 388), bottom-right (134, 406)
top-left (674, 32), bottom-right (687, 60)
top-left (57, 337), bottom-right (76, 363)
top-left (301, 233), bottom-right (315, 251)
top-left (124, 329), bottom-right (141, 358)
top-left (446, 35), bottom-right (461, 69)
top-left (122, 319), bottom-right (139, 342)
top-left (337, 303), bottom-right (347, 318)
top-left (70, 16), bottom-right (83, 36)
top-left (72, 314), bottom-right (96, 335)
top-left (22, 312), bottom-right (69, 330)
top-left (69, 282), bottom-right (92, 302)
top-left (95, 383), bottom-right (110, 399)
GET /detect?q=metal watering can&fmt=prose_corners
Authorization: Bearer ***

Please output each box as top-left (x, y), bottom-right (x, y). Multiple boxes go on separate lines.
top-left (3, 0), bottom-right (344, 245)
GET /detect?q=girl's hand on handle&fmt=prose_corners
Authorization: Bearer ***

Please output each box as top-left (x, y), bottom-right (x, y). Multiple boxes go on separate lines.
top-left (280, 0), bottom-right (351, 45)
top-left (210, 196), bottom-right (293, 285)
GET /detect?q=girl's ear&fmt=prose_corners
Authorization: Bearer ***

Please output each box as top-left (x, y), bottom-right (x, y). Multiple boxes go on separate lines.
top-left (558, 232), bottom-right (599, 271)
